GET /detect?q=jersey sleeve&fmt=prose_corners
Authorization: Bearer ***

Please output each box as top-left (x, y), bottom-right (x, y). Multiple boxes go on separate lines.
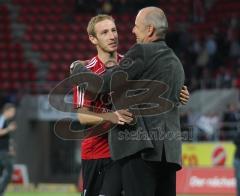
top-left (73, 85), bottom-right (92, 109)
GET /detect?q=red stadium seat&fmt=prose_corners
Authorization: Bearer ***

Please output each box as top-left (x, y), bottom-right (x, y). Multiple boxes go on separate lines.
top-left (0, 72), bottom-right (9, 80)
top-left (1, 82), bottom-right (10, 90)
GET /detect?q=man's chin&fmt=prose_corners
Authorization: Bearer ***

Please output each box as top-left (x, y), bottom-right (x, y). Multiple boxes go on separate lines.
top-left (136, 39), bottom-right (141, 43)
top-left (107, 48), bottom-right (117, 53)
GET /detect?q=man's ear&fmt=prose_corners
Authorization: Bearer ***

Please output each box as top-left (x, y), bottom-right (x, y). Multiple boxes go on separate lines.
top-left (89, 35), bottom-right (97, 45)
top-left (147, 25), bottom-right (154, 37)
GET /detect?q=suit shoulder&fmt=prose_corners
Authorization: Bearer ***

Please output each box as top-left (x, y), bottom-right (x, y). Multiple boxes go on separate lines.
top-left (124, 43), bottom-right (145, 58)
top-left (128, 43), bottom-right (144, 51)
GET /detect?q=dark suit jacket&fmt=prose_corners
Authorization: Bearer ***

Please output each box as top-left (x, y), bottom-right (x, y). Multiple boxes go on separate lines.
top-left (74, 40), bottom-right (185, 169)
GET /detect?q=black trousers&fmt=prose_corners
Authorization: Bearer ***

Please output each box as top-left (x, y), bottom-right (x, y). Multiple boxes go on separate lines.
top-left (119, 151), bottom-right (177, 196)
top-left (82, 158), bottom-right (122, 196)
top-left (0, 152), bottom-right (13, 195)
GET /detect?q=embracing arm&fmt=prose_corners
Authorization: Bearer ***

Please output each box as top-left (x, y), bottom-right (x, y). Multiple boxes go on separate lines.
top-left (77, 107), bottom-right (133, 125)
top-left (69, 47), bottom-right (189, 104)
top-left (179, 85), bottom-right (190, 105)
top-left (69, 44), bottom-right (145, 93)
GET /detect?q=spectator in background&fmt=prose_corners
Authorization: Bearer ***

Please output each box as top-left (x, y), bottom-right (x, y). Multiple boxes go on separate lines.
top-left (205, 34), bottom-right (218, 69)
top-left (112, 0), bottom-right (129, 13)
top-left (101, 1), bottom-right (113, 14)
top-left (221, 103), bottom-right (239, 140)
top-left (0, 103), bottom-right (17, 196)
top-left (193, 0), bottom-right (205, 23)
top-left (180, 111), bottom-right (191, 137)
top-left (216, 66), bottom-right (233, 88)
top-left (196, 112), bottom-right (220, 140)
top-left (229, 37), bottom-right (240, 58)
top-left (233, 131), bottom-right (240, 196)
top-left (201, 67), bottom-right (213, 88)
top-left (196, 44), bottom-right (209, 68)
top-left (187, 109), bottom-right (201, 141)
top-left (205, 34), bottom-right (217, 57)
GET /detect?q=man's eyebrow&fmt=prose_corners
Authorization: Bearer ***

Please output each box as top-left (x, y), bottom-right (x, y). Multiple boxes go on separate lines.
top-left (100, 29), bottom-right (109, 33)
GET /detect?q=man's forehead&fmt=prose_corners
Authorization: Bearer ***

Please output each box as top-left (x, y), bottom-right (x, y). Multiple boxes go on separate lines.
top-left (135, 13), bottom-right (145, 26)
top-left (95, 19), bottom-right (116, 31)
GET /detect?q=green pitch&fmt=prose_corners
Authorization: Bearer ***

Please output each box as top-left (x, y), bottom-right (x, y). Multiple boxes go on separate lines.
top-left (5, 193), bottom-right (234, 196)
top-left (5, 193), bottom-right (80, 196)
top-left (4, 193), bottom-right (196, 196)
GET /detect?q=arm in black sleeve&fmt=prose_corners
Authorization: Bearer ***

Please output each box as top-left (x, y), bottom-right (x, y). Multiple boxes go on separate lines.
top-left (71, 61), bottom-right (91, 75)
top-left (69, 44), bottom-right (145, 94)
top-left (101, 44), bottom-right (145, 93)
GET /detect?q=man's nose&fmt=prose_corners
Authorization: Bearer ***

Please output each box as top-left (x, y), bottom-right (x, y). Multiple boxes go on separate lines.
top-left (132, 27), bottom-right (135, 34)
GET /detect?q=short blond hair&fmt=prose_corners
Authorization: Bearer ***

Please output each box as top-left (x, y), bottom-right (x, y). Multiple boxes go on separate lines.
top-left (87, 14), bottom-right (115, 36)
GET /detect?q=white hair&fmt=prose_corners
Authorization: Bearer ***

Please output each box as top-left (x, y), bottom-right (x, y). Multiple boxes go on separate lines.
top-left (144, 7), bottom-right (168, 38)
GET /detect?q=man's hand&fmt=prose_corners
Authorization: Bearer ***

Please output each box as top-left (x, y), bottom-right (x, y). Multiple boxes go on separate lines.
top-left (70, 60), bottom-right (89, 75)
top-left (179, 85), bottom-right (190, 105)
top-left (114, 109), bottom-right (134, 125)
top-left (105, 109), bottom-right (133, 125)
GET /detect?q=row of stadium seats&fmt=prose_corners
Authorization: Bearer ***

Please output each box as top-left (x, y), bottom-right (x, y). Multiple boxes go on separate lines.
top-left (1, 0), bottom-right (239, 92)
top-left (0, 5), bottom-right (37, 92)
top-left (14, 0), bottom-right (136, 84)
top-left (0, 70), bottom-right (36, 81)
top-left (193, 0), bottom-right (240, 35)
top-left (12, 0), bottom-right (67, 5)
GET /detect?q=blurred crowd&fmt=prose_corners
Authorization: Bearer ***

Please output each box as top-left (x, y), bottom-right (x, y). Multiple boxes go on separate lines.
top-left (168, 25), bottom-right (240, 91)
top-left (181, 103), bottom-right (240, 141)
top-left (74, 0), bottom-right (159, 14)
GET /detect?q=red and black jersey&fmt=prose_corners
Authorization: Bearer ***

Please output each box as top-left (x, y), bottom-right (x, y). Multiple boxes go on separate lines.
top-left (73, 54), bottom-right (123, 159)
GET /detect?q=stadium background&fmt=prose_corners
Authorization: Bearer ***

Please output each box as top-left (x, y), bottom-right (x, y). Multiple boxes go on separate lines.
top-left (0, 0), bottom-right (240, 195)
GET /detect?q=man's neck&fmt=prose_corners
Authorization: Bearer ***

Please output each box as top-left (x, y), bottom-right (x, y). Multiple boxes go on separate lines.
top-left (97, 51), bottom-right (117, 65)
top-left (148, 35), bottom-right (164, 43)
